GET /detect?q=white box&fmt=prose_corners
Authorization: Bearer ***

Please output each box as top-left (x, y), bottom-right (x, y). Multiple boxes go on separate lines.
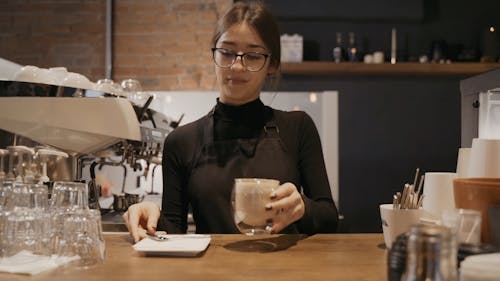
top-left (280, 34), bottom-right (303, 63)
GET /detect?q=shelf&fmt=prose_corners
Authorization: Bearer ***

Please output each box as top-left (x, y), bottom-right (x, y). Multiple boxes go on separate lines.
top-left (280, 62), bottom-right (500, 76)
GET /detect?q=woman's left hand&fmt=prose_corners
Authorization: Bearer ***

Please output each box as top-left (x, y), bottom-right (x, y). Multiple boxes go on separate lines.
top-left (266, 182), bottom-right (305, 233)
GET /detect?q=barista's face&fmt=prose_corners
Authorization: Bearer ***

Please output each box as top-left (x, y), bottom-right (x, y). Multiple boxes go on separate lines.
top-left (214, 22), bottom-right (275, 105)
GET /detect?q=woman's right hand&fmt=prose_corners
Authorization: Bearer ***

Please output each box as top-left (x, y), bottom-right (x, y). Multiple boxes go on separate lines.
top-left (123, 201), bottom-right (161, 243)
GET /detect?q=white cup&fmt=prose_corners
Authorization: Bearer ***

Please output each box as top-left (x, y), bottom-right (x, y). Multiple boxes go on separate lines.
top-left (422, 172), bottom-right (457, 218)
top-left (61, 72), bottom-right (93, 90)
top-left (467, 138), bottom-right (500, 178)
top-left (363, 54), bottom-right (374, 64)
top-left (47, 67), bottom-right (68, 85)
top-left (380, 204), bottom-right (422, 249)
top-left (13, 65), bottom-right (40, 83)
top-left (373, 51), bottom-right (385, 64)
top-left (456, 148), bottom-right (471, 178)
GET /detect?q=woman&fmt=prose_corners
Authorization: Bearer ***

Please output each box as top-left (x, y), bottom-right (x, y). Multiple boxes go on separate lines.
top-left (124, 2), bottom-right (338, 242)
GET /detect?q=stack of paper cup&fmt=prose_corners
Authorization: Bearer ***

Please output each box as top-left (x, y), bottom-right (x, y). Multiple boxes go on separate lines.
top-left (422, 172), bottom-right (457, 218)
top-left (467, 138), bottom-right (500, 178)
top-left (456, 148), bottom-right (471, 178)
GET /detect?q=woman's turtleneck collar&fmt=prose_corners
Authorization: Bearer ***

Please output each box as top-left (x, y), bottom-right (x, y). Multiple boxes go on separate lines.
top-left (213, 97), bottom-right (270, 140)
top-left (214, 98), bottom-right (267, 126)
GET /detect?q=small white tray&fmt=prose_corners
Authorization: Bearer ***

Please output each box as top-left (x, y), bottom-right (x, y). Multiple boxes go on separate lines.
top-left (132, 234), bottom-right (211, 257)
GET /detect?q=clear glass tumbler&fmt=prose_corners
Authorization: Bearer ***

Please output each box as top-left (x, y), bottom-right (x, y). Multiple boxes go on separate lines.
top-left (231, 178), bottom-right (279, 235)
top-left (50, 181), bottom-right (88, 211)
top-left (57, 210), bottom-right (105, 268)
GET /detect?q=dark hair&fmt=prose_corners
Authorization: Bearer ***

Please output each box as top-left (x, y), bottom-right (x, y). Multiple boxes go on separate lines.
top-left (211, 1), bottom-right (281, 71)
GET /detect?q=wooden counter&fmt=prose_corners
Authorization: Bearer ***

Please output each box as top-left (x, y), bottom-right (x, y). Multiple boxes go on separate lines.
top-left (1, 233), bottom-right (387, 281)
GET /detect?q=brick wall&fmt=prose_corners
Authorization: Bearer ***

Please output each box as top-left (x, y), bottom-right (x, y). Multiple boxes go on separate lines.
top-left (0, 0), bottom-right (106, 81)
top-left (114, 0), bottom-right (231, 90)
top-left (0, 0), bottom-right (232, 91)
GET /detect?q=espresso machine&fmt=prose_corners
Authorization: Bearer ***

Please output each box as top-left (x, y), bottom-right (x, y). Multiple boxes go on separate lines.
top-left (0, 78), bottom-right (176, 215)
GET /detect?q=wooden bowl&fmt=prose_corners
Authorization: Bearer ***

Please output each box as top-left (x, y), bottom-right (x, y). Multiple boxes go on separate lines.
top-left (453, 178), bottom-right (500, 243)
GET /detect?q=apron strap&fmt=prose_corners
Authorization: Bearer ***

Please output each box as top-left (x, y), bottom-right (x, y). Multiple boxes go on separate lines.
top-left (240, 118), bottom-right (282, 157)
top-left (188, 109), bottom-right (215, 172)
top-left (202, 106), bottom-right (216, 143)
top-left (263, 120), bottom-right (280, 138)
top-left (195, 107), bottom-right (283, 161)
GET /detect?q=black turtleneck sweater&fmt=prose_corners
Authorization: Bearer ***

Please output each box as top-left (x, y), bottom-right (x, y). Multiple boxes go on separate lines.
top-left (158, 98), bottom-right (338, 234)
top-left (213, 98), bottom-right (270, 141)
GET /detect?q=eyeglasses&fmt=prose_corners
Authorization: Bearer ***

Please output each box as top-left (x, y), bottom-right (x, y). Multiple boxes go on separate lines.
top-left (212, 48), bottom-right (270, 72)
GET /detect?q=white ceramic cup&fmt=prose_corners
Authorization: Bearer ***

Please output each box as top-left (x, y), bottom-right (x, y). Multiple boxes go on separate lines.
top-left (373, 51), bottom-right (385, 64)
top-left (467, 138), bottom-right (500, 178)
top-left (13, 65), bottom-right (40, 83)
top-left (456, 148), bottom-right (471, 178)
top-left (363, 54), bottom-right (374, 64)
top-left (61, 72), bottom-right (93, 90)
top-left (47, 67), bottom-right (68, 85)
top-left (422, 172), bottom-right (457, 218)
top-left (379, 204), bottom-right (422, 249)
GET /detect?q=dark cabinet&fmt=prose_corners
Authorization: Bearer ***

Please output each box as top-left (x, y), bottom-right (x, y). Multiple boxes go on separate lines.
top-left (276, 74), bottom-right (462, 233)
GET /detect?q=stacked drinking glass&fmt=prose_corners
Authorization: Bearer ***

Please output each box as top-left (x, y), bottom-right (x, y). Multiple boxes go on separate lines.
top-left (0, 180), bottom-right (105, 268)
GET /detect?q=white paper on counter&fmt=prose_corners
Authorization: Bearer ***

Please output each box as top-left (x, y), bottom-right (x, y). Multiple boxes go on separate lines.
top-left (0, 251), bottom-right (80, 275)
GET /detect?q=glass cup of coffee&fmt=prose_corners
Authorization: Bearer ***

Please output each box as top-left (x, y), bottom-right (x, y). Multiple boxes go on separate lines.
top-left (231, 178), bottom-right (279, 235)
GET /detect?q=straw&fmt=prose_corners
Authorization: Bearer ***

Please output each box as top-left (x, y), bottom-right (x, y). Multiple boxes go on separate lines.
top-left (416, 175), bottom-right (425, 196)
top-left (417, 194), bottom-right (425, 208)
top-left (465, 216), bottom-right (481, 243)
top-left (412, 168), bottom-right (420, 192)
top-left (391, 168), bottom-right (425, 209)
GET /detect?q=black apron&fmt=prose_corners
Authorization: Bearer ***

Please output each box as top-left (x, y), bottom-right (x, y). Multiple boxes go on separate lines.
top-left (187, 109), bottom-right (300, 233)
